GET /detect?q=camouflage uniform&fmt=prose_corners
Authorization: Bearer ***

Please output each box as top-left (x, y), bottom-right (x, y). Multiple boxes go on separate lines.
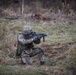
top-left (16, 26), bottom-right (45, 65)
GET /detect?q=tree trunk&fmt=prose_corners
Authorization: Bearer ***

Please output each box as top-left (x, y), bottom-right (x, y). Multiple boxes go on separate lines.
top-left (19, 0), bottom-right (24, 14)
top-left (21, 0), bottom-right (24, 14)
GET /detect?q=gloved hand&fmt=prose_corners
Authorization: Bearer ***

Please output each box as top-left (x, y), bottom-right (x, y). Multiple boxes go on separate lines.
top-left (33, 35), bottom-right (42, 41)
top-left (33, 36), bottom-right (38, 41)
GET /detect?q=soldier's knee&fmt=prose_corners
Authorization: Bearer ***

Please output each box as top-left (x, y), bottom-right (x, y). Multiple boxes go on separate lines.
top-left (21, 51), bottom-right (29, 58)
top-left (37, 48), bottom-right (44, 56)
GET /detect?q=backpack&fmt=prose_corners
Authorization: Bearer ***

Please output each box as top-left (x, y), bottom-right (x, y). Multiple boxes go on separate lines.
top-left (16, 33), bottom-right (22, 57)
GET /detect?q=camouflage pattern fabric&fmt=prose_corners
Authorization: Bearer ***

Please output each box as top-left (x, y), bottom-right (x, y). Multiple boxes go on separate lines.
top-left (16, 26), bottom-right (45, 65)
top-left (21, 47), bottom-right (45, 65)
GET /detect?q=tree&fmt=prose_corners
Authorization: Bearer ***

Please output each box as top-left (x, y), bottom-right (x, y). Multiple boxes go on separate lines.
top-left (21, 0), bottom-right (24, 14)
top-left (19, 0), bottom-right (24, 14)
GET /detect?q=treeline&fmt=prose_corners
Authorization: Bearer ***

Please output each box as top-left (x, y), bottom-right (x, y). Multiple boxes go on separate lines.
top-left (0, 0), bottom-right (76, 15)
top-left (0, 0), bottom-right (76, 9)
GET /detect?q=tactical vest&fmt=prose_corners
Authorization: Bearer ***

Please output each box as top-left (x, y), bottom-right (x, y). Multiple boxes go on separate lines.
top-left (16, 33), bottom-right (34, 56)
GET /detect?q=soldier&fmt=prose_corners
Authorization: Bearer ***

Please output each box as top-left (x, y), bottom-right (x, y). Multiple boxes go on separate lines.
top-left (16, 25), bottom-right (45, 65)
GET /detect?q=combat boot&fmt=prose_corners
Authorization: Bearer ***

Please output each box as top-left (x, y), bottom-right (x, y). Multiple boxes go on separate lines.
top-left (40, 61), bottom-right (45, 65)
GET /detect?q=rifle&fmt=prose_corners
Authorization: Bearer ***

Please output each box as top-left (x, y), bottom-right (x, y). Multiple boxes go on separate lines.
top-left (31, 32), bottom-right (47, 42)
top-left (24, 32), bottom-right (47, 42)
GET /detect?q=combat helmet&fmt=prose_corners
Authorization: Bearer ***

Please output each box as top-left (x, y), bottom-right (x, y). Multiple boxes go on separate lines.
top-left (22, 25), bottom-right (32, 35)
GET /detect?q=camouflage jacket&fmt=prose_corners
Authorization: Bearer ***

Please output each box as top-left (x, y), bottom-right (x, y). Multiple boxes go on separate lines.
top-left (16, 33), bottom-right (40, 56)
top-left (16, 33), bottom-right (34, 56)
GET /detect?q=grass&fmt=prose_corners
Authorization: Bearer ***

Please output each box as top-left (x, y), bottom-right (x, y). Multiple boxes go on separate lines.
top-left (0, 20), bottom-right (6, 40)
top-left (0, 19), bottom-right (76, 75)
top-left (0, 65), bottom-right (69, 75)
top-left (0, 65), bottom-right (46, 75)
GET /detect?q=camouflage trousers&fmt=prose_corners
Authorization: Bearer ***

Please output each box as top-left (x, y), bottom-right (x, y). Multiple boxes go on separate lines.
top-left (21, 47), bottom-right (45, 65)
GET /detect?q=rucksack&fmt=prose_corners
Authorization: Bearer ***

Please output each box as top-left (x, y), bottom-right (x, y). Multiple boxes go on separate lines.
top-left (16, 33), bottom-right (22, 57)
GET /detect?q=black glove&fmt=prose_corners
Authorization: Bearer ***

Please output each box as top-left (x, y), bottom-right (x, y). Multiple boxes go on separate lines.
top-left (33, 36), bottom-right (38, 41)
top-left (33, 35), bottom-right (41, 41)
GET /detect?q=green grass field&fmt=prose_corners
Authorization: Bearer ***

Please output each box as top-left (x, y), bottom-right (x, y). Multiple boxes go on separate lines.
top-left (0, 19), bottom-right (76, 75)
